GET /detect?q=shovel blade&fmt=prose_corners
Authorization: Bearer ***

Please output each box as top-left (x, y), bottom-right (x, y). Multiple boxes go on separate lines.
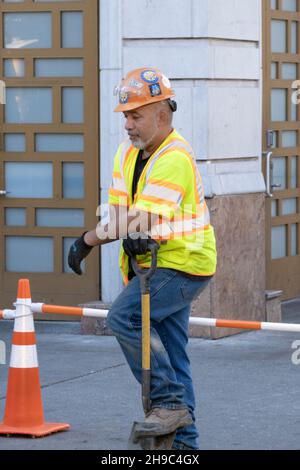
top-left (128, 422), bottom-right (176, 450)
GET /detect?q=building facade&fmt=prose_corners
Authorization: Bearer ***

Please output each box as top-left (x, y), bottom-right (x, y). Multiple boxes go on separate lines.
top-left (0, 0), bottom-right (299, 336)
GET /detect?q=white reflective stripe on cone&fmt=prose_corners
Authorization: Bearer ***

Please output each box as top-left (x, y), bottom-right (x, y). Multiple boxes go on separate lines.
top-left (10, 345), bottom-right (39, 368)
top-left (14, 298), bottom-right (35, 333)
top-left (14, 298), bottom-right (31, 306)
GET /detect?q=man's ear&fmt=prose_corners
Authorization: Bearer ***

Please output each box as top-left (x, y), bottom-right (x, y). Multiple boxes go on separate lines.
top-left (157, 108), bottom-right (168, 127)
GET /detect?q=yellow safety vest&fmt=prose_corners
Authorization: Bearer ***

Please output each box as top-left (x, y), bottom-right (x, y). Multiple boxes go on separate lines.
top-left (108, 129), bottom-right (217, 284)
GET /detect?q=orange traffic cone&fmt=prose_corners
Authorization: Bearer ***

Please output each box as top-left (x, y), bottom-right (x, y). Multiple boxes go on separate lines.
top-left (0, 279), bottom-right (70, 437)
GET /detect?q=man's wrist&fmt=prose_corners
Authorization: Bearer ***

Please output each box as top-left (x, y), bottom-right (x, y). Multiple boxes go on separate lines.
top-left (83, 231), bottom-right (98, 247)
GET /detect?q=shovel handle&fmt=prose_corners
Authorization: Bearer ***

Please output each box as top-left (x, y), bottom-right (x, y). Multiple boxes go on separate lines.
top-left (131, 241), bottom-right (159, 292)
top-left (131, 241), bottom-right (159, 414)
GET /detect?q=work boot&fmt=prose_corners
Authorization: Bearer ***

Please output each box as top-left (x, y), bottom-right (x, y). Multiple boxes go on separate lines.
top-left (133, 407), bottom-right (193, 438)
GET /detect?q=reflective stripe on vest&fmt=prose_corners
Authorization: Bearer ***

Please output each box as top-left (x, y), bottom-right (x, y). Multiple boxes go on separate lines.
top-left (119, 139), bottom-right (132, 179)
top-left (149, 219), bottom-right (210, 239)
top-left (144, 139), bottom-right (205, 206)
top-left (111, 173), bottom-right (128, 194)
top-left (142, 183), bottom-right (183, 206)
top-left (109, 142), bottom-right (131, 203)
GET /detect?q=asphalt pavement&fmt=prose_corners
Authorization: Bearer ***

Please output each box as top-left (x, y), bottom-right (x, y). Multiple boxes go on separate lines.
top-left (0, 300), bottom-right (299, 450)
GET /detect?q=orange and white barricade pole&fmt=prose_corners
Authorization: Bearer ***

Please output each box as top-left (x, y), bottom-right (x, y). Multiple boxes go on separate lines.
top-left (2, 298), bottom-right (300, 334)
top-left (31, 303), bottom-right (109, 319)
top-left (189, 317), bottom-right (300, 333)
top-left (0, 279), bottom-right (70, 437)
top-left (30, 302), bottom-right (300, 333)
top-left (0, 309), bottom-right (15, 320)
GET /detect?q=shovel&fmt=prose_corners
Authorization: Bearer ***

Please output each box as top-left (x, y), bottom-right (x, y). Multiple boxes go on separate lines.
top-left (128, 241), bottom-right (176, 450)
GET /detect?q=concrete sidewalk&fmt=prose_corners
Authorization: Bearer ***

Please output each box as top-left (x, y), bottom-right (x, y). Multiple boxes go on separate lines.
top-left (0, 301), bottom-right (299, 450)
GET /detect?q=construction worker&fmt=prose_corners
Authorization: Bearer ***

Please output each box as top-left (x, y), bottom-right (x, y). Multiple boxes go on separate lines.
top-left (68, 67), bottom-right (217, 450)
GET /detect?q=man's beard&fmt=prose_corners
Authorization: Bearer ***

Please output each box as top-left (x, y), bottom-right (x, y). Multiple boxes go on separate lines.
top-left (132, 138), bottom-right (147, 150)
top-left (131, 124), bottom-right (159, 150)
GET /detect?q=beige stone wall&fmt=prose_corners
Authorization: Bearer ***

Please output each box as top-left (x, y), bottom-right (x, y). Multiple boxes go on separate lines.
top-left (189, 193), bottom-right (266, 339)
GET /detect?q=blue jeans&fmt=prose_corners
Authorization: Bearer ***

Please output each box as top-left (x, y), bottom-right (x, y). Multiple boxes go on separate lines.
top-left (107, 268), bottom-right (212, 450)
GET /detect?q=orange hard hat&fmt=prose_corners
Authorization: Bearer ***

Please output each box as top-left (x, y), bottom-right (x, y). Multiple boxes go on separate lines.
top-left (114, 67), bottom-right (176, 112)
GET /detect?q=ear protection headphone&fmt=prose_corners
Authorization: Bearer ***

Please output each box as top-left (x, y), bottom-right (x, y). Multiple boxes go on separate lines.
top-left (168, 99), bottom-right (177, 112)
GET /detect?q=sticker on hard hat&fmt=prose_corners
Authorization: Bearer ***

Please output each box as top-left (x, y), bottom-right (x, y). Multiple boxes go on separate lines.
top-left (162, 75), bottom-right (171, 88)
top-left (128, 79), bottom-right (143, 89)
top-left (141, 70), bottom-right (159, 84)
top-left (119, 90), bottom-right (129, 104)
top-left (149, 83), bottom-right (162, 97)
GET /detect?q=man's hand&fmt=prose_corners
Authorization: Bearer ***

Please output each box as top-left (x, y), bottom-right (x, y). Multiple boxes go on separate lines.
top-left (68, 232), bottom-right (93, 275)
top-left (123, 232), bottom-right (159, 257)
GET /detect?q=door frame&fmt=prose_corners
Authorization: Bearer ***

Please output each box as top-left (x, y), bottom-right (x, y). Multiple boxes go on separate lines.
top-left (0, 0), bottom-right (100, 313)
top-left (262, 0), bottom-right (300, 300)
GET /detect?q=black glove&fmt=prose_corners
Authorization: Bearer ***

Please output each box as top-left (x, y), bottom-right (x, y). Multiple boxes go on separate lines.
top-left (123, 232), bottom-right (159, 257)
top-left (68, 232), bottom-right (93, 275)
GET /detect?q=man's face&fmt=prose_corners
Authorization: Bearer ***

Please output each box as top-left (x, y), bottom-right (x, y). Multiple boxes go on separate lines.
top-left (123, 103), bottom-right (160, 150)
